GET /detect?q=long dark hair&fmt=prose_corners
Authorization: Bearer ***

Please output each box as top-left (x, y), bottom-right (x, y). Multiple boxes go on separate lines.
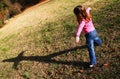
top-left (73, 5), bottom-right (91, 24)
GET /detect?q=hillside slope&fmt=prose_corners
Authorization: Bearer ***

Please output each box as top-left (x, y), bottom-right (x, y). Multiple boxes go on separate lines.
top-left (0, 0), bottom-right (119, 79)
top-left (0, 0), bottom-right (50, 39)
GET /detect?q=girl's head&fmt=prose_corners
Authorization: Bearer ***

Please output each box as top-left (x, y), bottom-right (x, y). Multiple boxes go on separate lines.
top-left (73, 5), bottom-right (91, 23)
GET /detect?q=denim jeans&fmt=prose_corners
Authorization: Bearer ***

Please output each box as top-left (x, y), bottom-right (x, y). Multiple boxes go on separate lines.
top-left (85, 30), bottom-right (102, 65)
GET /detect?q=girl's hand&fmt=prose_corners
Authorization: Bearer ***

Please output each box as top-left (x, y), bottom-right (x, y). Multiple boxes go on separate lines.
top-left (75, 36), bottom-right (80, 44)
top-left (88, 7), bottom-right (91, 10)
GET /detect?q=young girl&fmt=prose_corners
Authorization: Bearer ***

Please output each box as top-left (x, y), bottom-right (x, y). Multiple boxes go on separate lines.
top-left (73, 5), bottom-right (102, 68)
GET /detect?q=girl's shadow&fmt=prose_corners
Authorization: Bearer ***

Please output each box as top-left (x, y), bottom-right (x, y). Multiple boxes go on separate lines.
top-left (3, 45), bottom-right (89, 70)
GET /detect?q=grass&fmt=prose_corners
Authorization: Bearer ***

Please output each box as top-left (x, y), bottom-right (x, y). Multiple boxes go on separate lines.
top-left (0, 20), bottom-right (3, 28)
top-left (0, 0), bottom-right (120, 79)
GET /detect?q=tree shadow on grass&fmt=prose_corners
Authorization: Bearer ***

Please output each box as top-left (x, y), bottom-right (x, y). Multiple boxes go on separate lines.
top-left (3, 45), bottom-right (89, 70)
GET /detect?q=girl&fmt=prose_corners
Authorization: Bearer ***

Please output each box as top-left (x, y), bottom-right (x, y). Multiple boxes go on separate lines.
top-left (73, 5), bottom-right (102, 68)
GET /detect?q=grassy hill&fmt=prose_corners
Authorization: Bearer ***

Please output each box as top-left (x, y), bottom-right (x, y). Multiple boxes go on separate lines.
top-left (0, 0), bottom-right (120, 79)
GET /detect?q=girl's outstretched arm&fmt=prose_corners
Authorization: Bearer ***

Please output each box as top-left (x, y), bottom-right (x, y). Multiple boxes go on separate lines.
top-left (76, 21), bottom-right (85, 37)
top-left (86, 7), bottom-right (91, 17)
top-left (75, 21), bottom-right (85, 43)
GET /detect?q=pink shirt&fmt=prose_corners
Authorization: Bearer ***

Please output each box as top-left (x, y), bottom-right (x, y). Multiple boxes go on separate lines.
top-left (76, 8), bottom-right (95, 37)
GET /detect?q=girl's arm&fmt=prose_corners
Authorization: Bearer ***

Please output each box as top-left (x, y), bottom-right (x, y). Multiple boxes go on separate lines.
top-left (76, 21), bottom-right (85, 43)
top-left (86, 7), bottom-right (91, 17)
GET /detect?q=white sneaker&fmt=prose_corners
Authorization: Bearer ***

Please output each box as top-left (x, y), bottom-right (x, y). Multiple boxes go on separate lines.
top-left (89, 64), bottom-right (95, 68)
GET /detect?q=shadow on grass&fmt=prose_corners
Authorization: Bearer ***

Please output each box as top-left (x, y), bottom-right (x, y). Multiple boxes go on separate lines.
top-left (2, 45), bottom-right (89, 70)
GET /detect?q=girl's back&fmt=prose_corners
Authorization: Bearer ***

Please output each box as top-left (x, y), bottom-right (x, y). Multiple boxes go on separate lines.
top-left (74, 6), bottom-right (95, 36)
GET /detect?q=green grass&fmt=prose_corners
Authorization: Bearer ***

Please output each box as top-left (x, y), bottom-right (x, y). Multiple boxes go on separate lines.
top-left (0, 0), bottom-right (120, 79)
top-left (0, 20), bottom-right (3, 28)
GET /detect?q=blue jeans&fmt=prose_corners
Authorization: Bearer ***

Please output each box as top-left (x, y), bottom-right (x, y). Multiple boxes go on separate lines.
top-left (85, 30), bottom-right (102, 65)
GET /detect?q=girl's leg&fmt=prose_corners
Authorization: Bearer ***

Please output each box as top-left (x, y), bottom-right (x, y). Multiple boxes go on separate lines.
top-left (94, 36), bottom-right (102, 46)
top-left (85, 30), bottom-right (100, 67)
top-left (86, 39), bottom-right (96, 65)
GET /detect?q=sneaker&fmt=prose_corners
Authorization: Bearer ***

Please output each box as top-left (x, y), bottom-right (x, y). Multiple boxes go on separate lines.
top-left (89, 64), bottom-right (95, 68)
